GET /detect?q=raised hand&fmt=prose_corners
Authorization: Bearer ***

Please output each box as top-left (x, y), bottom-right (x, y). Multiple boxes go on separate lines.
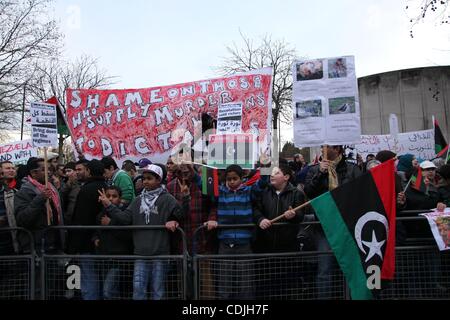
top-left (178, 179), bottom-right (190, 196)
top-left (98, 188), bottom-right (111, 207)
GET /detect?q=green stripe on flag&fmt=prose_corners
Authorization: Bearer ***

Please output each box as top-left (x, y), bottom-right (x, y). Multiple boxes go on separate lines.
top-left (202, 166), bottom-right (207, 195)
top-left (311, 192), bottom-right (373, 300)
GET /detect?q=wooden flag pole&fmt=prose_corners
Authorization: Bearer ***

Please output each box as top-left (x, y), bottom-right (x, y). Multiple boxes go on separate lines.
top-left (323, 145), bottom-right (328, 161)
top-left (43, 147), bottom-right (51, 226)
top-left (270, 200), bottom-right (311, 224)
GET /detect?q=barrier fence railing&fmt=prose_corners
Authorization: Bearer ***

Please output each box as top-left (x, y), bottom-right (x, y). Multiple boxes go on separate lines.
top-left (40, 225), bottom-right (188, 300)
top-left (0, 213), bottom-right (448, 300)
top-left (0, 227), bottom-right (35, 300)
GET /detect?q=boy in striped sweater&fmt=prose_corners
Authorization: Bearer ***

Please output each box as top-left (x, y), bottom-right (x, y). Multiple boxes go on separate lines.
top-left (206, 164), bottom-right (266, 299)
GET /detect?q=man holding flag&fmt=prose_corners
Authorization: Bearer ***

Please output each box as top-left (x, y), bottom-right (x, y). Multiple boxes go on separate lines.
top-left (304, 145), bottom-right (362, 299)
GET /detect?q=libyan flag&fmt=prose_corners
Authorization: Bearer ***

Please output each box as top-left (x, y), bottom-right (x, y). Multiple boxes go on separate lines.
top-left (310, 159), bottom-right (396, 300)
top-left (435, 118), bottom-right (449, 159)
top-left (202, 166), bottom-right (219, 197)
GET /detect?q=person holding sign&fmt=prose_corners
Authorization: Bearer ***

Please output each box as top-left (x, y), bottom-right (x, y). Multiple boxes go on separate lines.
top-left (14, 158), bottom-right (64, 253)
top-left (304, 145), bottom-right (362, 299)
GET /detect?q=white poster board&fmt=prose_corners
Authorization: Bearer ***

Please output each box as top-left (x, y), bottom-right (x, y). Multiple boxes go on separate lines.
top-left (30, 102), bottom-right (58, 147)
top-left (293, 56), bottom-right (361, 147)
top-left (420, 209), bottom-right (450, 251)
top-left (354, 129), bottom-right (435, 160)
top-left (0, 139), bottom-right (37, 165)
top-left (217, 102), bottom-right (243, 134)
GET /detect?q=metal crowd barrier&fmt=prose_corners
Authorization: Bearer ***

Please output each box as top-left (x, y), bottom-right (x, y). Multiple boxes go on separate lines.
top-left (0, 212), bottom-right (449, 300)
top-left (40, 225), bottom-right (188, 300)
top-left (0, 228), bottom-right (35, 300)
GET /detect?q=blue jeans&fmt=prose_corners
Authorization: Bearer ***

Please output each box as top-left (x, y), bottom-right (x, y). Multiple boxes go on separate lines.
top-left (103, 267), bottom-right (120, 299)
top-left (133, 259), bottom-right (167, 300)
top-left (316, 232), bottom-right (337, 300)
top-left (80, 260), bottom-right (100, 300)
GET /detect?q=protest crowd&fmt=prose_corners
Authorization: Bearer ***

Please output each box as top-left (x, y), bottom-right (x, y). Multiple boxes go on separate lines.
top-left (0, 142), bottom-right (449, 300)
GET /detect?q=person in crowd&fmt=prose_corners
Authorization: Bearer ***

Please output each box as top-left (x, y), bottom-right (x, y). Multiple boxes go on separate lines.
top-left (437, 164), bottom-right (450, 207)
top-left (254, 164), bottom-right (305, 252)
top-left (94, 185), bottom-right (133, 299)
top-left (253, 164), bottom-right (305, 298)
top-left (206, 164), bottom-right (267, 299)
top-left (99, 164), bottom-right (184, 300)
top-left (0, 162), bottom-right (23, 298)
top-left (14, 158), bottom-right (64, 253)
top-left (0, 164), bottom-right (19, 255)
top-left (101, 156), bottom-right (135, 205)
top-left (68, 159), bottom-right (107, 300)
top-left (47, 152), bottom-right (60, 173)
top-left (60, 162), bottom-right (80, 225)
top-left (75, 159), bottom-right (89, 185)
top-left (304, 145), bottom-right (362, 299)
top-left (1, 161), bottom-right (17, 190)
top-left (122, 160), bottom-right (137, 180)
top-left (405, 160), bottom-right (440, 210)
top-left (166, 156), bottom-right (178, 186)
top-left (133, 158), bottom-right (153, 196)
top-left (397, 154), bottom-right (419, 188)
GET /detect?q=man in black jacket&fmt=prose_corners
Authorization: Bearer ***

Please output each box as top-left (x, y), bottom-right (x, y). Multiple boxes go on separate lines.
top-left (304, 145), bottom-right (362, 299)
top-left (68, 159), bottom-right (107, 300)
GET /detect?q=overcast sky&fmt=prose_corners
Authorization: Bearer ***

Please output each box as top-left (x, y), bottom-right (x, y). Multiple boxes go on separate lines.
top-left (44, 0), bottom-right (450, 144)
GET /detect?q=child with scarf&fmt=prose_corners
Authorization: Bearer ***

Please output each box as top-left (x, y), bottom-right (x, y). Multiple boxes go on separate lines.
top-left (98, 164), bottom-right (186, 300)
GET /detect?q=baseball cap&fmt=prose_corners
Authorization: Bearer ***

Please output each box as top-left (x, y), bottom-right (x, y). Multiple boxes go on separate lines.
top-left (135, 158), bottom-right (152, 168)
top-left (142, 164), bottom-right (163, 180)
top-left (420, 160), bottom-right (437, 170)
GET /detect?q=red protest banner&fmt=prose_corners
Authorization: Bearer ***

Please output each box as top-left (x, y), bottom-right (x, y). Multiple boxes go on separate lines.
top-left (66, 68), bottom-right (272, 164)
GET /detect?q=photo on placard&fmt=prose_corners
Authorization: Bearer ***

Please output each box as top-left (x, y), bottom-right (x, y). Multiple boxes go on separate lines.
top-left (296, 60), bottom-right (323, 81)
top-left (329, 96), bottom-right (356, 115)
top-left (295, 100), bottom-right (322, 119)
top-left (328, 57), bottom-right (347, 78)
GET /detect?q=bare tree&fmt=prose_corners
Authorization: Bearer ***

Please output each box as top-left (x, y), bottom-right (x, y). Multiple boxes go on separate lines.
top-left (26, 54), bottom-right (118, 158)
top-left (406, 0), bottom-right (450, 37)
top-left (216, 32), bottom-right (298, 130)
top-left (0, 0), bottom-right (61, 129)
top-left (27, 54), bottom-right (117, 111)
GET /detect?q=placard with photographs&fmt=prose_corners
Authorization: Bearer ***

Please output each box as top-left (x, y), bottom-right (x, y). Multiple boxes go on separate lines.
top-left (292, 56), bottom-right (361, 147)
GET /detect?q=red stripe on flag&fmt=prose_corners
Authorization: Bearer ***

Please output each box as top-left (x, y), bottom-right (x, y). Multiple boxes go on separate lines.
top-left (436, 144), bottom-right (449, 158)
top-left (369, 159), bottom-right (396, 280)
top-left (413, 167), bottom-right (423, 191)
top-left (213, 168), bottom-right (219, 197)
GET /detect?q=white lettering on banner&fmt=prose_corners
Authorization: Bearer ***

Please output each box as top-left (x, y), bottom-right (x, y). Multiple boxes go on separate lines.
top-left (65, 69), bottom-right (273, 166)
top-left (125, 92), bottom-right (143, 106)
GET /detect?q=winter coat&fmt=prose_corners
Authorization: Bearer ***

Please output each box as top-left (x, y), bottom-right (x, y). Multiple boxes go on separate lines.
top-left (253, 183), bottom-right (305, 253)
top-left (106, 189), bottom-right (184, 256)
top-left (303, 158), bottom-right (362, 200)
top-left (14, 178), bottom-right (64, 253)
top-left (67, 177), bottom-right (107, 254)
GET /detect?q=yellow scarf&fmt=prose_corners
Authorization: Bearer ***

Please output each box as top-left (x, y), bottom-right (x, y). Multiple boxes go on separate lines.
top-left (328, 154), bottom-right (342, 191)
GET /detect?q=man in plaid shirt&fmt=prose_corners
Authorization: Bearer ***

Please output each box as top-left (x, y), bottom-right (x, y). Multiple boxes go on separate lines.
top-left (167, 164), bottom-right (217, 255)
